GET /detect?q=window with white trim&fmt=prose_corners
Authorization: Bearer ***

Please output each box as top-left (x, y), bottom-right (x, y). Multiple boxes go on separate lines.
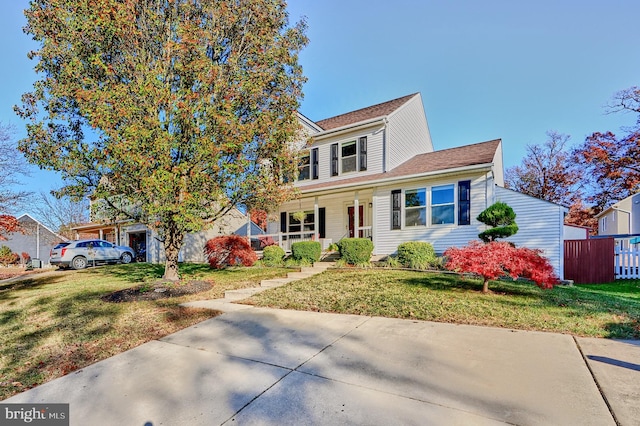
top-left (331, 136), bottom-right (367, 176)
top-left (298, 152), bottom-right (310, 181)
top-left (341, 141), bottom-right (357, 173)
top-left (431, 184), bottom-right (455, 225)
top-left (391, 181), bottom-right (470, 229)
top-left (405, 188), bottom-right (427, 227)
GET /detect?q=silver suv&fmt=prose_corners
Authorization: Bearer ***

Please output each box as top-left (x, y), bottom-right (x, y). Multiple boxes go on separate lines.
top-left (50, 239), bottom-right (135, 270)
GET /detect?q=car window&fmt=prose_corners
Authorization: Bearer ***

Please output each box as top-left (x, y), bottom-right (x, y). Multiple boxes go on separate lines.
top-left (75, 242), bottom-right (87, 248)
top-left (54, 243), bottom-right (70, 249)
top-left (100, 241), bottom-right (113, 248)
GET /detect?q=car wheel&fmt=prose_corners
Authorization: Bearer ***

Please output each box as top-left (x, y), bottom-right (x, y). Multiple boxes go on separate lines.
top-left (120, 252), bottom-right (133, 264)
top-left (71, 256), bottom-right (88, 270)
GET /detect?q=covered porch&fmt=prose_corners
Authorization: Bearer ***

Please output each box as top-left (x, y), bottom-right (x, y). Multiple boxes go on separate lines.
top-left (262, 189), bottom-right (374, 252)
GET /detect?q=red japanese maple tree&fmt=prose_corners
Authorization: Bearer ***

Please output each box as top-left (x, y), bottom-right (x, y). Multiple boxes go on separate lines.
top-left (444, 241), bottom-right (559, 293)
top-left (203, 235), bottom-right (257, 270)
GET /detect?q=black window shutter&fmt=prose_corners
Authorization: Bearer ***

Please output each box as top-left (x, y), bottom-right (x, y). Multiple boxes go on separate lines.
top-left (458, 180), bottom-right (471, 225)
top-left (280, 212), bottom-right (287, 233)
top-left (391, 190), bottom-right (401, 230)
top-left (312, 148), bottom-right (319, 180)
top-left (330, 143), bottom-right (339, 176)
top-left (359, 137), bottom-right (367, 171)
top-left (319, 207), bottom-right (326, 238)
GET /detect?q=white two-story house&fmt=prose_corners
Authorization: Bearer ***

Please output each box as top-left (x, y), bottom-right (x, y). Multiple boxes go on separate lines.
top-left (267, 93), bottom-right (567, 277)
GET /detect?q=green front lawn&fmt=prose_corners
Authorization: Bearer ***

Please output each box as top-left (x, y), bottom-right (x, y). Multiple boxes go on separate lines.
top-left (2, 264), bottom-right (638, 401)
top-left (0, 263), bottom-right (290, 400)
top-left (247, 269), bottom-right (640, 339)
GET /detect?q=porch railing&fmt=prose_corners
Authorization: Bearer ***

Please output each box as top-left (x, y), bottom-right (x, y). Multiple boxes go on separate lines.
top-left (252, 226), bottom-right (373, 252)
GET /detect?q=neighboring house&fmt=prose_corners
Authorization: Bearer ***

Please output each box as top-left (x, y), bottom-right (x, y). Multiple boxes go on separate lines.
top-left (596, 192), bottom-right (640, 237)
top-left (267, 93), bottom-right (567, 277)
top-left (564, 224), bottom-right (590, 240)
top-left (1, 214), bottom-right (67, 265)
top-left (72, 209), bottom-right (247, 263)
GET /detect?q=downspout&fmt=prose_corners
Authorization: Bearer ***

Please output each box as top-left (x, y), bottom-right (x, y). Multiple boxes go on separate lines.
top-left (383, 118), bottom-right (389, 173)
top-left (36, 223), bottom-right (40, 259)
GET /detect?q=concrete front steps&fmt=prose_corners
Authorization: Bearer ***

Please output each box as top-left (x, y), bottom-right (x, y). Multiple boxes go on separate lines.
top-left (222, 262), bottom-right (334, 301)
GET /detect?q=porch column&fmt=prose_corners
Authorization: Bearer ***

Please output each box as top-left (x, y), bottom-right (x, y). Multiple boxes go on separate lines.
top-left (314, 197), bottom-right (319, 241)
top-left (372, 188), bottom-right (378, 251)
top-left (99, 229), bottom-right (104, 240)
top-left (354, 191), bottom-right (360, 238)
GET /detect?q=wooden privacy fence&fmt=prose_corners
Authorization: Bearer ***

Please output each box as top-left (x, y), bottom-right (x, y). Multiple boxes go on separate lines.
top-left (564, 238), bottom-right (614, 284)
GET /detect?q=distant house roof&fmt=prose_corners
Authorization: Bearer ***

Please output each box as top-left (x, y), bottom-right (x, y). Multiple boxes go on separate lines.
top-left (16, 214), bottom-right (67, 241)
top-left (315, 93), bottom-right (418, 131)
top-left (595, 192), bottom-right (640, 218)
top-left (298, 139), bottom-right (501, 193)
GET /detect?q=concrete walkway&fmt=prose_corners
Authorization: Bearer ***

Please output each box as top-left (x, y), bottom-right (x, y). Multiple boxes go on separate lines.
top-left (5, 300), bottom-right (640, 425)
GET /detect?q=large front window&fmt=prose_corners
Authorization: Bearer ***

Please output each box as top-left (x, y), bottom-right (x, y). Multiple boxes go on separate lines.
top-left (431, 184), bottom-right (455, 225)
top-left (288, 211), bottom-right (315, 234)
top-left (405, 188), bottom-right (427, 227)
top-left (391, 181), bottom-right (468, 230)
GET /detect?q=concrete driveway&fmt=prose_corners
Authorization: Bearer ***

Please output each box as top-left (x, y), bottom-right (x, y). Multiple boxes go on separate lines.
top-left (4, 304), bottom-right (639, 425)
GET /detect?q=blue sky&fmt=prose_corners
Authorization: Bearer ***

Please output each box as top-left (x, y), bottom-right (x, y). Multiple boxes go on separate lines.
top-left (2, 0), bottom-right (639, 197)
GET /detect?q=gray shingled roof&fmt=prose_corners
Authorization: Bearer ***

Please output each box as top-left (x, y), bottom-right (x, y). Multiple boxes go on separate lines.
top-left (315, 93), bottom-right (418, 131)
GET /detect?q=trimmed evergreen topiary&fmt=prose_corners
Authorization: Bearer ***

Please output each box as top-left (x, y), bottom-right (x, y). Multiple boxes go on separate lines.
top-left (477, 201), bottom-right (519, 242)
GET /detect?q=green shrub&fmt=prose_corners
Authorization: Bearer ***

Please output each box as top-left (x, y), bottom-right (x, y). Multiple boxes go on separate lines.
top-left (291, 241), bottom-right (322, 263)
top-left (338, 238), bottom-right (373, 266)
top-left (397, 241), bottom-right (437, 270)
top-left (262, 245), bottom-right (285, 266)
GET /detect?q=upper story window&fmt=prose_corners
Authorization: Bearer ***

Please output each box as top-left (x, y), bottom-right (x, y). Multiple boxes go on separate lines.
top-left (342, 141), bottom-right (357, 173)
top-left (298, 152), bottom-right (310, 181)
top-left (331, 136), bottom-right (367, 176)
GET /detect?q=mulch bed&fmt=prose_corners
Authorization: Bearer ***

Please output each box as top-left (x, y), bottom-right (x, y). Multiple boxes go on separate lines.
top-left (101, 280), bottom-right (213, 302)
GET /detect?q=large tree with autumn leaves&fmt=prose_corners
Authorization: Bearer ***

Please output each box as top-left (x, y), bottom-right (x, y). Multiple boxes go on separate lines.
top-left (573, 86), bottom-right (640, 212)
top-left (16, 0), bottom-right (307, 280)
top-left (0, 123), bottom-right (29, 239)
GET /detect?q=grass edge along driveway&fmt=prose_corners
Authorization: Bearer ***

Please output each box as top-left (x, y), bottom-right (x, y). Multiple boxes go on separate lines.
top-left (0, 263), bottom-right (290, 400)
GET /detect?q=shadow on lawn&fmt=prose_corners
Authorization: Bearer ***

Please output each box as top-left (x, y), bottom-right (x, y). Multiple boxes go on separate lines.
top-left (0, 274), bottom-right (71, 301)
top-left (96, 262), bottom-right (218, 284)
top-left (402, 272), bottom-right (542, 297)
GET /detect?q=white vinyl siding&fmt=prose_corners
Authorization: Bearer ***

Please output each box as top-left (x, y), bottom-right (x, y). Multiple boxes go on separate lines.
top-left (296, 126), bottom-right (384, 187)
top-left (386, 94), bottom-right (433, 170)
top-left (495, 186), bottom-right (565, 278)
top-left (374, 174), bottom-right (491, 256)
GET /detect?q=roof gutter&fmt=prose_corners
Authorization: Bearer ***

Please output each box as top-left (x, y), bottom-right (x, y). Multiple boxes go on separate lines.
top-left (298, 163), bottom-right (494, 196)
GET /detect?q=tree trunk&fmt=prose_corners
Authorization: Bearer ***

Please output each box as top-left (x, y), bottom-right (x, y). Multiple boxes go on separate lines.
top-left (482, 278), bottom-right (489, 294)
top-left (162, 224), bottom-right (184, 282)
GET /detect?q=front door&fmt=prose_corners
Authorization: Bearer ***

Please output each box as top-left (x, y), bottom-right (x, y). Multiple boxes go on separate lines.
top-left (348, 205), bottom-right (365, 238)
